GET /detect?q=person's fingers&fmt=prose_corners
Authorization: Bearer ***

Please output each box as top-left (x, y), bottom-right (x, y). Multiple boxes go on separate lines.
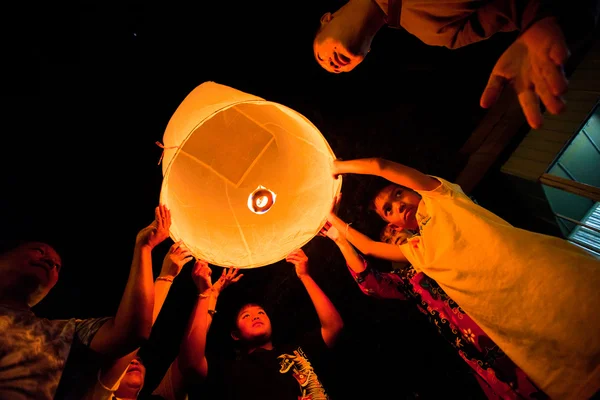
top-left (480, 74), bottom-right (506, 109)
top-left (549, 40), bottom-right (570, 66)
top-left (164, 206), bottom-right (171, 227)
top-left (540, 61), bottom-right (568, 98)
top-left (535, 75), bottom-right (565, 115)
top-left (180, 249), bottom-right (193, 258)
top-left (517, 89), bottom-right (543, 129)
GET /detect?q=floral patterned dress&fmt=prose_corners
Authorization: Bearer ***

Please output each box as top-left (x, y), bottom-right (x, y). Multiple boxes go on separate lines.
top-left (347, 258), bottom-right (547, 399)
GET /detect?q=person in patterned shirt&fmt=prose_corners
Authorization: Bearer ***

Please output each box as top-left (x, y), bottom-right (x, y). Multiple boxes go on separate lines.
top-left (0, 204), bottom-right (172, 400)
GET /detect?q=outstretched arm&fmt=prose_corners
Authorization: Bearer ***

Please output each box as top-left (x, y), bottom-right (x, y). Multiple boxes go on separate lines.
top-left (89, 205), bottom-right (171, 357)
top-left (286, 249), bottom-right (343, 348)
top-left (333, 158), bottom-right (439, 192)
top-left (319, 221), bottom-right (366, 274)
top-left (154, 264), bottom-right (242, 400)
top-left (327, 212), bottom-right (407, 263)
top-left (95, 241), bottom-right (193, 390)
top-left (320, 222), bottom-right (408, 300)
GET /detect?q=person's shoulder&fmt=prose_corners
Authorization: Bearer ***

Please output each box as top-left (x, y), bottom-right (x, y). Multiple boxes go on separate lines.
top-left (418, 176), bottom-right (467, 199)
top-left (73, 316), bottom-right (112, 345)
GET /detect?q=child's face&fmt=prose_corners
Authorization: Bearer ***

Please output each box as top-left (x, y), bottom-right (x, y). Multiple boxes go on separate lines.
top-left (374, 184), bottom-right (421, 230)
top-left (233, 304), bottom-right (272, 343)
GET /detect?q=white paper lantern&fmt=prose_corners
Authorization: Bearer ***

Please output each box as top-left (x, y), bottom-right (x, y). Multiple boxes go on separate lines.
top-left (159, 82), bottom-right (342, 268)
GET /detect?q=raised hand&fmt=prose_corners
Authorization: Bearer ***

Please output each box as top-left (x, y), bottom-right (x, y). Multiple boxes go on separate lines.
top-left (328, 193), bottom-right (342, 219)
top-left (332, 159), bottom-right (343, 179)
top-left (286, 249), bottom-right (309, 278)
top-left (480, 17), bottom-right (569, 129)
top-left (212, 267), bottom-right (243, 296)
top-left (191, 259), bottom-right (213, 294)
top-left (136, 205), bottom-right (172, 250)
top-left (160, 241), bottom-right (194, 280)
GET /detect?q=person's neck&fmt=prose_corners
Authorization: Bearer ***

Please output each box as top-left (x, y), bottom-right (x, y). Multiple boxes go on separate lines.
top-left (114, 387), bottom-right (139, 399)
top-left (247, 341), bottom-right (274, 354)
top-left (0, 284), bottom-right (32, 311)
top-left (343, 0), bottom-right (386, 34)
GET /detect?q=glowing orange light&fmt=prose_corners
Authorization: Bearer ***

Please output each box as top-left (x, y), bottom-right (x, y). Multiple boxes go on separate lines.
top-left (248, 186), bottom-right (276, 214)
top-left (159, 81), bottom-right (342, 268)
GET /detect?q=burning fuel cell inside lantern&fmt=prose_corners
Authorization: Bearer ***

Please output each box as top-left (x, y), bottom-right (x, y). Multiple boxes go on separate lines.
top-left (248, 186), bottom-right (276, 214)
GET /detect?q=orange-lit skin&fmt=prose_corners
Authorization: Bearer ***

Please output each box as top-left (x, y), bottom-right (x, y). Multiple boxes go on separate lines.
top-left (114, 356), bottom-right (146, 399)
top-left (324, 157), bottom-right (440, 263)
top-left (158, 250), bottom-right (343, 396)
top-left (314, 0), bottom-right (570, 129)
top-left (232, 304), bottom-right (274, 350)
top-left (372, 184), bottom-right (421, 231)
top-left (0, 242), bottom-right (62, 308)
top-left (95, 240), bottom-right (193, 397)
top-left (313, 37), bottom-right (365, 74)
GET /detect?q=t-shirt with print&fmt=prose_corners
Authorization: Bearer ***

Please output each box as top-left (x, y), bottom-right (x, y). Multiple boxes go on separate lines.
top-left (0, 304), bottom-right (110, 400)
top-left (201, 329), bottom-right (332, 400)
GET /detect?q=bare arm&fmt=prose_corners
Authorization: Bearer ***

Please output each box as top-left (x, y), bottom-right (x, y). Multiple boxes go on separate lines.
top-left (287, 250), bottom-right (343, 348)
top-left (96, 241), bottom-right (193, 388)
top-left (320, 222), bottom-right (366, 274)
top-left (156, 264), bottom-right (242, 400)
top-left (327, 213), bottom-right (407, 263)
top-left (89, 205), bottom-right (171, 357)
top-left (333, 158), bottom-right (439, 192)
top-left (320, 223), bottom-right (408, 300)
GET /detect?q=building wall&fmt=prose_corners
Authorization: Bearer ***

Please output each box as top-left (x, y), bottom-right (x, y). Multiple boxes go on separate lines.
top-left (501, 39), bottom-right (600, 181)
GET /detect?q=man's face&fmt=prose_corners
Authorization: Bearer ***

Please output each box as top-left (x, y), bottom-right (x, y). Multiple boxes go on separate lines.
top-left (313, 36), bottom-right (365, 73)
top-left (0, 242), bottom-right (62, 303)
top-left (118, 357), bottom-right (146, 392)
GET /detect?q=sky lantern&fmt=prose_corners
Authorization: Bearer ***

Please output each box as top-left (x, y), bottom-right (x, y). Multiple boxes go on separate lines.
top-left (159, 81), bottom-right (342, 268)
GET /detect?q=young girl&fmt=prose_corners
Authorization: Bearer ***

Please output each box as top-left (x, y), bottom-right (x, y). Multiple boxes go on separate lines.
top-left (327, 157), bottom-right (600, 400)
top-left (320, 221), bottom-right (546, 399)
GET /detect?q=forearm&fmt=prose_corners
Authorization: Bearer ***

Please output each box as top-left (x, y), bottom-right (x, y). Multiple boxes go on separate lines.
top-left (334, 238), bottom-right (367, 274)
top-left (115, 244), bottom-right (154, 336)
top-left (299, 275), bottom-right (343, 347)
top-left (346, 258), bottom-right (408, 300)
top-left (328, 214), bottom-right (376, 256)
top-left (153, 279), bottom-right (173, 323)
top-left (178, 290), bottom-right (216, 378)
top-left (335, 157), bottom-right (383, 176)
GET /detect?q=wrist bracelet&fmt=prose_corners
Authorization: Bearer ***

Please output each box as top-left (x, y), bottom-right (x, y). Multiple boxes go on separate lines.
top-left (156, 276), bottom-right (173, 283)
top-left (198, 291), bottom-right (211, 298)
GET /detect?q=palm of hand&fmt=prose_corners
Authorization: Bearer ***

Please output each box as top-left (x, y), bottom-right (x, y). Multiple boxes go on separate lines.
top-left (212, 268), bottom-right (243, 294)
top-left (147, 224), bottom-right (170, 249)
top-left (137, 205), bottom-right (172, 249)
top-left (161, 242), bottom-right (194, 278)
top-left (482, 18), bottom-right (569, 129)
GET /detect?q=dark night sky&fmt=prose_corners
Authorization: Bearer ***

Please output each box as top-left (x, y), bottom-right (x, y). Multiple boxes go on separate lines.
top-left (1, 1), bottom-right (520, 397)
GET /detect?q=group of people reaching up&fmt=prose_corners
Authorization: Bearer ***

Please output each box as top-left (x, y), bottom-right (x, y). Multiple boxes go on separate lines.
top-left (0, 205), bottom-right (343, 400)
top-left (2, 156), bottom-right (599, 400)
